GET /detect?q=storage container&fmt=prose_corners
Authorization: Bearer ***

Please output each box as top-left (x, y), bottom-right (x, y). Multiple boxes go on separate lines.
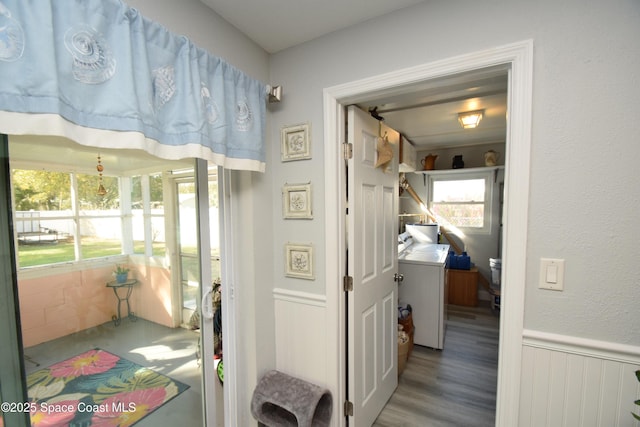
top-left (405, 223), bottom-right (439, 243)
top-left (490, 258), bottom-right (502, 288)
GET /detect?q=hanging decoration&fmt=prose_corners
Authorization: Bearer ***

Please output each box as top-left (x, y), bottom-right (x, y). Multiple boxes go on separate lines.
top-left (96, 154), bottom-right (107, 196)
top-left (375, 121), bottom-right (394, 170)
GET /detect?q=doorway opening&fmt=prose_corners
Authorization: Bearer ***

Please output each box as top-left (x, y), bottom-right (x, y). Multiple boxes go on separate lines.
top-left (1, 135), bottom-right (225, 427)
top-left (171, 171), bottom-right (221, 328)
top-left (324, 40), bottom-right (533, 426)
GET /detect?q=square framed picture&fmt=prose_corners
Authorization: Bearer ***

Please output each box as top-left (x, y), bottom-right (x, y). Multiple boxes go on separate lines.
top-left (282, 183), bottom-right (312, 219)
top-left (285, 243), bottom-right (314, 280)
top-left (281, 123), bottom-right (311, 161)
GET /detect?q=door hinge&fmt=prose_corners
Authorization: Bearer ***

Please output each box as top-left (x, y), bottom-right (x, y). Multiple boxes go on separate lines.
top-left (343, 142), bottom-right (353, 160)
top-left (344, 400), bottom-right (354, 417)
top-left (343, 275), bottom-right (353, 292)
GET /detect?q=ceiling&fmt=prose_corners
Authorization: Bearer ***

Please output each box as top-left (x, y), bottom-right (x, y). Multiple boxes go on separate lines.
top-left (199, 0), bottom-right (427, 54)
top-left (356, 69), bottom-right (508, 150)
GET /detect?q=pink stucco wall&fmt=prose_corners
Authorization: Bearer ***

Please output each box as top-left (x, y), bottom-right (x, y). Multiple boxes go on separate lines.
top-left (19, 264), bottom-right (174, 348)
top-left (129, 264), bottom-right (176, 328)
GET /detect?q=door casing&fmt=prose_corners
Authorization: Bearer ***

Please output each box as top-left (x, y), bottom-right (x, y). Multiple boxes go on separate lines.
top-left (323, 40), bottom-right (533, 426)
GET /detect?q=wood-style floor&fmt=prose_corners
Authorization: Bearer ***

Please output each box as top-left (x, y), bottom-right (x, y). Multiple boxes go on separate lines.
top-left (374, 302), bottom-right (500, 427)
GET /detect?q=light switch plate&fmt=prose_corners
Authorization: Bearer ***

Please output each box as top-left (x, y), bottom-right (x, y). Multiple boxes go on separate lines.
top-left (539, 258), bottom-right (565, 291)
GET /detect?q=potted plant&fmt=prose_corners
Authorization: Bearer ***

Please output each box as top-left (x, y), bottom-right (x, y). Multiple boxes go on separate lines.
top-left (114, 264), bottom-right (130, 284)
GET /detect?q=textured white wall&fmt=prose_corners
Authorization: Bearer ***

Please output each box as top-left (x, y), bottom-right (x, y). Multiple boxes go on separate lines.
top-left (269, 0), bottom-right (640, 346)
top-left (125, 0), bottom-right (640, 421)
top-left (521, 2), bottom-right (640, 345)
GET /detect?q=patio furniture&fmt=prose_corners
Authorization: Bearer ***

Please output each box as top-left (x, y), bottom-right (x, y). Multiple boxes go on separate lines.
top-left (106, 279), bottom-right (138, 326)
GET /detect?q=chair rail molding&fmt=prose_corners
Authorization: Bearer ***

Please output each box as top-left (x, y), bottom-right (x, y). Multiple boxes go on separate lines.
top-left (272, 287), bottom-right (327, 307)
top-left (523, 329), bottom-right (640, 365)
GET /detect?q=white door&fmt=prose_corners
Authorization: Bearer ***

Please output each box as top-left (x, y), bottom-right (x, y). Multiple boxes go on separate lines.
top-left (347, 105), bottom-right (399, 426)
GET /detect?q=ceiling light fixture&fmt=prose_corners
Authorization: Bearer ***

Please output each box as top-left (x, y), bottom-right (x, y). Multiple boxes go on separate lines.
top-left (458, 109), bottom-right (484, 129)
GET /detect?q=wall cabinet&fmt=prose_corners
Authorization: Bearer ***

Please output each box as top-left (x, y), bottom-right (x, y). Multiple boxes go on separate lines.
top-left (399, 135), bottom-right (417, 172)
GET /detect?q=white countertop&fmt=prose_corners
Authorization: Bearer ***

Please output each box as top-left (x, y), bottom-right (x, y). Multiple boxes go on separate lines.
top-left (398, 243), bottom-right (449, 266)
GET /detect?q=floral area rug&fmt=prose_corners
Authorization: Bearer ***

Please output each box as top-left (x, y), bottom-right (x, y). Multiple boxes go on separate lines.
top-left (25, 348), bottom-right (189, 426)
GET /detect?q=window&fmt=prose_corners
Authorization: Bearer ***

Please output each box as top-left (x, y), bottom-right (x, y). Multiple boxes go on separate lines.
top-left (13, 170), bottom-right (75, 265)
top-left (132, 173), bottom-right (166, 257)
top-left (11, 168), bottom-right (166, 268)
top-left (428, 172), bottom-right (492, 232)
top-left (12, 169), bottom-right (122, 267)
top-left (77, 172), bottom-right (122, 260)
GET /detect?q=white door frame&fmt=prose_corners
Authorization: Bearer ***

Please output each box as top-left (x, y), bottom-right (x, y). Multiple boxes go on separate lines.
top-left (217, 168), bottom-right (239, 426)
top-left (323, 40), bottom-right (533, 426)
top-left (194, 162), bottom-right (238, 427)
top-left (194, 159), bottom-right (218, 426)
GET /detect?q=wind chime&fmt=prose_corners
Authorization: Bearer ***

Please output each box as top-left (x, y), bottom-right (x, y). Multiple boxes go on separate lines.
top-left (96, 154), bottom-right (107, 196)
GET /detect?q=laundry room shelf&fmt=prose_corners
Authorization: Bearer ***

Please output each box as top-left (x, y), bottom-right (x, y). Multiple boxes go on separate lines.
top-left (414, 165), bottom-right (504, 176)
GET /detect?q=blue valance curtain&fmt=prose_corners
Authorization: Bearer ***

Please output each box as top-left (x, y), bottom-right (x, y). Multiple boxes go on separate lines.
top-left (0, 0), bottom-right (267, 172)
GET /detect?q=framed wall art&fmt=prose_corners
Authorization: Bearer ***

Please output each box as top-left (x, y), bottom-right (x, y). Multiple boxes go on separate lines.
top-left (282, 182), bottom-right (312, 219)
top-left (281, 122), bottom-right (311, 161)
top-left (284, 243), bottom-right (314, 280)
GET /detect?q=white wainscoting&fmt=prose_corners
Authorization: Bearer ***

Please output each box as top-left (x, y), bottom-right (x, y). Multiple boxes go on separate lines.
top-left (520, 329), bottom-right (640, 427)
top-left (273, 288), bottom-right (329, 387)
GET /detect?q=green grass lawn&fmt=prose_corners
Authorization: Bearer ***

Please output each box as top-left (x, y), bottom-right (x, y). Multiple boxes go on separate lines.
top-left (18, 239), bottom-right (166, 267)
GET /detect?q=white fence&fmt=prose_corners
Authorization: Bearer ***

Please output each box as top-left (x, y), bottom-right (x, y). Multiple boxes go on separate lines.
top-left (15, 208), bottom-right (219, 247)
top-left (15, 210), bottom-right (166, 242)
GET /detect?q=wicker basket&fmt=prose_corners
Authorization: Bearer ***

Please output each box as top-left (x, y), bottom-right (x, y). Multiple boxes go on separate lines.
top-left (398, 331), bottom-right (410, 376)
top-left (398, 312), bottom-right (414, 357)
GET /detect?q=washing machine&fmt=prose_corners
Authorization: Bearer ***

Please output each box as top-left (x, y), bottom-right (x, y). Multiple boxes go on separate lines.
top-left (398, 237), bottom-right (449, 350)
